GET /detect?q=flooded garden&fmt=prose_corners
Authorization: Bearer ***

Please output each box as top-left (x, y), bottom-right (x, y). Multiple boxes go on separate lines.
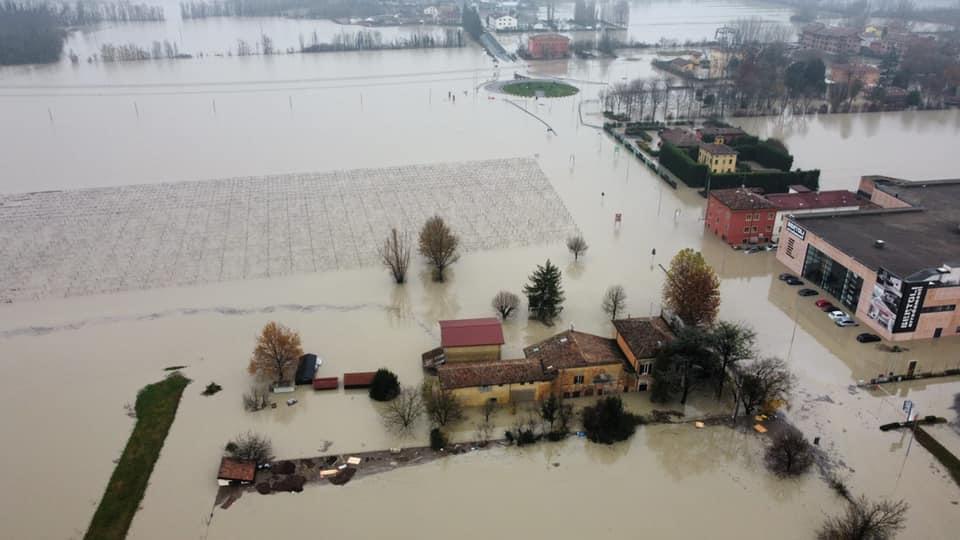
top-left (1, 1), bottom-right (960, 539)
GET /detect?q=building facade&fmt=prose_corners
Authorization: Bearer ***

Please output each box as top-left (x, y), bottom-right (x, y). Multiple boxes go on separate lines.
top-left (800, 23), bottom-right (861, 55)
top-left (697, 143), bottom-right (737, 174)
top-left (705, 188), bottom-right (778, 246)
top-left (439, 318), bottom-right (504, 363)
top-left (776, 176), bottom-right (960, 341)
top-left (527, 33), bottom-right (570, 59)
top-left (493, 15), bottom-right (518, 30)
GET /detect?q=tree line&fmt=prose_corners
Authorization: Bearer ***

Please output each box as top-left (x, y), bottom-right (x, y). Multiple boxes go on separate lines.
top-left (301, 28), bottom-right (463, 53)
top-left (179, 0), bottom-right (382, 20)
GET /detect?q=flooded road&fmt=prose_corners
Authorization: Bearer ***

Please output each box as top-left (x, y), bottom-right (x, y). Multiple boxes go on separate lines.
top-left (2, 4), bottom-right (960, 539)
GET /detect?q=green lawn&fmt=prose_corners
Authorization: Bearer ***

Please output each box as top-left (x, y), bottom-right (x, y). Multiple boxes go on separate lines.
top-left (84, 372), bottom-right (190, 540)
top-left (501, 80), bottom-right (579, 98)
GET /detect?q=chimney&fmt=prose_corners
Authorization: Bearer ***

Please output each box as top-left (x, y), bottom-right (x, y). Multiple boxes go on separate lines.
top-left (874, 239), bottom-right (885, 249)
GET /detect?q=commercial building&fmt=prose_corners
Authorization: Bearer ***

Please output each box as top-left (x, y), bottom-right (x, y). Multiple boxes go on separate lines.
top-left (493, 15), bottom-right (518, 31)
top-left (705, 187), bottom-right (778, 245)
top-left (776, 176), bottom-right (960, 341)
top-left (697, 143), bottom-right (738, 174)
top-left (526, 33), bottom-right (570, 59)
top-left (799, 23), bottom-right (861, 55)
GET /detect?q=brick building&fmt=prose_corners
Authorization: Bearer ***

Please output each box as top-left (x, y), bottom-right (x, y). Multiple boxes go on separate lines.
top-left (705, 188), bottom-right (778, 246)
top-left (800, 23), bottom-right (861, 55)
top-left (527, 33), bottom-right (570, 59)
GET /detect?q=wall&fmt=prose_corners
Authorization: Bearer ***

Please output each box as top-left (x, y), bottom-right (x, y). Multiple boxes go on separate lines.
top-left (554, 364), bottom-right (626, 396)
top-left (614, 333), bottom-right (654, 391)
top-left (444, 344), bottom-right (501, 363)
top-left (452, 384), bottom-right (510, 407)
top-left (772, 206), bottom-right (859, 241)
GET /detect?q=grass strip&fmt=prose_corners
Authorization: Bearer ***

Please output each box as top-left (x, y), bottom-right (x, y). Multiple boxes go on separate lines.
top-left (502, 81), bottom-right (579, 97)
top-left (84, 372), bottom-right (190, 540)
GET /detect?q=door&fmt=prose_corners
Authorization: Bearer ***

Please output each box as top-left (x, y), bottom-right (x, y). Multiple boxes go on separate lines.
top-left (934, 328), bottom-right (943, 338)
top-left (907, 360), bottom-right (917, 377)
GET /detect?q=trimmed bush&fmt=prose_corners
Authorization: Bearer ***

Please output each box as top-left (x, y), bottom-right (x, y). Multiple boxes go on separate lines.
top-left (369, 368), bottom-right (400, 401)
top-left (659, 142), bottom-right (709, 187)
top-left (709, 169), bottom-right (820, 193)
top-left (581, 396), bottom-right (642, 444)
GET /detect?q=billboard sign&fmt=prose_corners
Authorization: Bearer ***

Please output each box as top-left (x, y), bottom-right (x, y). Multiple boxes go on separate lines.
top-left (785, 220), bottom-right (806, 240)
top-left (867, 267), bottom-right (927, 334)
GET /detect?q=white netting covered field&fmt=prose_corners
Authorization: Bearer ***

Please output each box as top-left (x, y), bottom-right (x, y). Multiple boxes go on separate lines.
top-left (0, 158), bottom-right (576, 302)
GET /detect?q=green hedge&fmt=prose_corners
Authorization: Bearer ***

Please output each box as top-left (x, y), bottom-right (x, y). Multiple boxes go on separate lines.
top-left (915, 426), bottom-right (960, 487)
top-left (709, 169), bottom-right (820, 193)
top-left (658, 142), bottom-right (709, 186)
top-left (730, 139), bottom-right (794, 171)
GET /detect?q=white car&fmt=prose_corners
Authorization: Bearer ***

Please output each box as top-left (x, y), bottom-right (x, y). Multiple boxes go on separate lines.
top-left (828, 310), bottom-right (857, 327)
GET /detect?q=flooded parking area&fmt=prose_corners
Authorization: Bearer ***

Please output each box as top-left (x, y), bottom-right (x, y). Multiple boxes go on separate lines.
top-left (0, 158), bottom-right (574, 301)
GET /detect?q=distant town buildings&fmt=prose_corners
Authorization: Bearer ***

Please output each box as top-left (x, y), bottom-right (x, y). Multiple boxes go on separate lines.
top-left (697, 143), bottom-right (738, 174)
top-left (829, 64), bottom-right (881, 88)
top-left (433, 317), bottom-right (675, 404)
top-left (526, 33), bottom-right (570, 59)
top-left (776, 176), bottom-right (960, 342)
top-left (800, 23), bottom-right (861, 55)
top-left (493, 14), bottom-right (518, 31)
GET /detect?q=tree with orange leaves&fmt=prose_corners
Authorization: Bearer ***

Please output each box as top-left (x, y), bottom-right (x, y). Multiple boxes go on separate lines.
top-left (662, 248), bottom-right (720, 327)
top-left (248, 322), bottom-right (304, 386)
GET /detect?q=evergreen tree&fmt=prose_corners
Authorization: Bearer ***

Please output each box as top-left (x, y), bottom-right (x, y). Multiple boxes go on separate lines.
top-left (523, 259), bottom-right (565, 324)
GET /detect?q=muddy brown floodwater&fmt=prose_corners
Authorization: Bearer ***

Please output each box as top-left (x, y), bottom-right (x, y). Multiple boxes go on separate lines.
top-left (2, 7), bottom-right (960, 540)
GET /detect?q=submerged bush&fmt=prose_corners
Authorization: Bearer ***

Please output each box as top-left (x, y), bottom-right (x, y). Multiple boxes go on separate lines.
top-left (581, 396), bottom-right (641, 444)
top-left (369, 368), bottom-right (400, 401)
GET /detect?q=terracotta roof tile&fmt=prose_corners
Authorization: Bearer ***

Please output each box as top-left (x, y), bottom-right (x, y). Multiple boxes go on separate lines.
top-left (437, 358), bottom-right (549, 389)
top-left (709, 188), bottom-right (777, 211)
top-left (439, 318), bottom-right (504, 348)
top-left (612, 317), bottom-right (675, 359)
top-left (699, 142), bottom-right (738, 155)
top-left (523, 330), bottom-right (627, 370)
top-left (765, 190), bottom-right (864, 211)
top-left (218, 457), bottom-right (256, 482)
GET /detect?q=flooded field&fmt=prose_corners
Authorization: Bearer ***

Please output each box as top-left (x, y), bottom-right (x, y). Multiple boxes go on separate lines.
top-left (2, 3), bottom-right (960, 539)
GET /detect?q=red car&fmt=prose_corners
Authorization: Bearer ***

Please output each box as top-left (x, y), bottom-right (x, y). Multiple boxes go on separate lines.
top-left (815, 299), bottom-right (835, 311)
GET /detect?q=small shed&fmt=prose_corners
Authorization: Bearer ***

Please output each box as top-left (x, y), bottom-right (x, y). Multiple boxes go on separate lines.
top-left (217, 457), bottom-right (256, 486)
top-left (313, 377), bottom-right (339, 391)
top-left (295, 354), bottom-right (320, 385)
top-left (343, 372), bottom-right (376, 389)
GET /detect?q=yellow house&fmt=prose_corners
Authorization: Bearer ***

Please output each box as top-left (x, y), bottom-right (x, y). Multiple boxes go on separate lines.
top-left (524, 330), bottom-right (630, 398)
top-left (698, 143), bottom-right (738, 174)
top-left (439, 318), bottom-right (504, 363)
top-left (437, 358), bottom-right (553, 406)
top-left (612, 317), bottom-right (675, 391)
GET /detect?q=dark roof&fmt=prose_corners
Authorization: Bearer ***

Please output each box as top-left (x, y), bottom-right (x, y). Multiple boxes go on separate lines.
top-left (793, 177), bottom-right (960, 278)
top-left (343, 372), bottom-right (376, 389)
top-left (218, 457), bottom-right (256, 482)
top-left (439, 318), bottom-right (504, 348)
top-left (523, 330), bottom-right (627, 370)
top-left (660, 128), bottom-right (699, 147)
top-left (765, 190), bottom-right (864, 211)
top-left (295, 354), bottom-right (318, 385)
top-left (437, 358), bottom-right (549, 390)
top-left (697, 126), bottom-right (747, 137)
top-left (709, 188), bottom-right (777, 211)
top-left (612, 317), bottom-right (675, 359)
top-left (529, 33), bottom-right (570, 43)
top-left (699, 142), bottom-right (737, 155)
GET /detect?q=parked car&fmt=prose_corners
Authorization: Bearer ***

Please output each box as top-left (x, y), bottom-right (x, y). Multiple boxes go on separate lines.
top-left (828, 310), bottom-right (857, 326)
top-left (857, 333), bottom-right (882, 343)
top-left (778, 273), bottom-right (797, 281)
top-left (815, 300), bottom-right (838, 311)
top-left (785, 277), bottom-right (804, 286)
top-left (798, 288), bottom-right (818, 297)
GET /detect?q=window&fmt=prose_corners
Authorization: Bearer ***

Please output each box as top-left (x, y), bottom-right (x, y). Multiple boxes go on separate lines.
top-left (639, 362), bottom-right (652, 375)
top-left (479, 385), bottom-right (491, 393)
top-left (751, 226), bottom-right (757, 233)
top-left (745, 214), bottom-right (752, 221)
top-left (766, 225), bottom-right (772, 231)
top-left (920, 304), bottom-right (956, 313)
top-left (638, 383), bottom-right (648, 392)
top-left (768, 212), bottom-right (775, 219)
top-left (743, 227), bottom-right (750, 233)
top-left (573, 375), bottom-right (585, 385)
top-left (753, 213), bottom-right (760, 220)
top-left (785, 237), bottom-right (796, 258)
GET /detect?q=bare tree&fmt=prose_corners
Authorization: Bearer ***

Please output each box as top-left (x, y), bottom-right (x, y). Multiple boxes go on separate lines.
top-left (492, 290), bottom-right (520, 320)
top-left (418, 215), bottom-right (460, 282)
top-left (242, 383), bottom-right (269, 412)
top-left (817, 496), bottom-right (909, 540)
top-left (566, 235), bottom-right (589, 261)
top-left (377, 228), bottom-right (411, 284)
top-left (730, 356), bottom-right (795, 418)
top-left (225, 431), bottom-right (274, 464)
top-left (247, 322), bottom-right (304, 386)
top-left (380, 386), bottom-right (424, 433)
top-left (601, 285), bottom-right (627, 320)
top-left (422, 379), bottom-right (465, 427)
top-left (765, 428), bottom-right (814, 476)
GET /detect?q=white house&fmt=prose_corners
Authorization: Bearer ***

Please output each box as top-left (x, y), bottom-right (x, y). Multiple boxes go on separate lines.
top-left (494, 15), bottom-right (518, 31)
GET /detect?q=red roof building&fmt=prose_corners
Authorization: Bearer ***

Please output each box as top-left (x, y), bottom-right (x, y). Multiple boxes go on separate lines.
top-left (439, 318), bottom-right (504, 348)
top-left (765, 189), bottom-right (866, 241)
top-left (312, 377), bottom-right (339, 391)
top-left (343, 371), bottom-right (376, 389)
top-left (705, 188), bottom-right (778, 246)
top-left (439, 318), bottom-right (504, 363)
top-left (218, 457), bottom-right (256, 486)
